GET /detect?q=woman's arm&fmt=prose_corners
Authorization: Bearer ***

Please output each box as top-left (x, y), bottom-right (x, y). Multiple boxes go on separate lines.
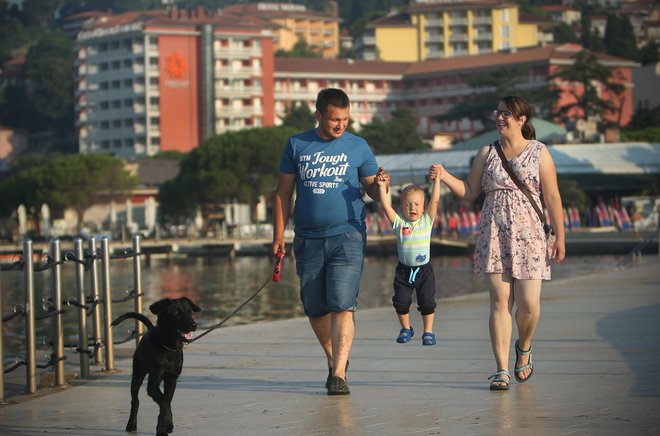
top-left (539, 146), bottom-right (566, 263)
top-left (432, 145), bottom-right (488, 202)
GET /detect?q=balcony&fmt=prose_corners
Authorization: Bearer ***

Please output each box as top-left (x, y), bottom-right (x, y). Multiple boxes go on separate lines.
top-left (474, 32), bottom-right (493, 41)
top-left (472, 17), bottom-right (492, 25)
top-left (449, 34), bottom-right (468, 42)
top-left (427, 34), bottom-right (444, 43)
top-left (425, 19), bottom-right (443, 28)
top-left (214, 67), bottom-right (258, 78)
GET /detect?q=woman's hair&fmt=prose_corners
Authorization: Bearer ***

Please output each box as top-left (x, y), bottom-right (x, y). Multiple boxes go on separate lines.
top-left (502, 95), bottom-right (536, 140)
top-left (315, 88), bottom-right (350, 115)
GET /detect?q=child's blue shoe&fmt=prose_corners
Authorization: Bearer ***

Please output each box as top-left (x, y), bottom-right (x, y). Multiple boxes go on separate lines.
top-left (422, 332), bottom-right (436, 346)
top-left (396, 327), bottom-right (414, 343)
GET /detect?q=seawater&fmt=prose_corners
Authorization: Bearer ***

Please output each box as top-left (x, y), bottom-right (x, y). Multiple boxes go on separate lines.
top-left (0, 254), bottom-right (627, 358)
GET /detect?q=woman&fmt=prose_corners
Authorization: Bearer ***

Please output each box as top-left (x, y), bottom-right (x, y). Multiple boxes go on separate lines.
top-left (432, 95), bottom-right (565, 390)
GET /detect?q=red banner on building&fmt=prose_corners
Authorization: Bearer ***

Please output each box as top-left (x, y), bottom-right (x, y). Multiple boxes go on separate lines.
top-left (158, 35), bottom-right (199, 152)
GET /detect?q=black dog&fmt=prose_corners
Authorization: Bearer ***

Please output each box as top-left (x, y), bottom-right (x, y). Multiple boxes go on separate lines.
top-left (111, 297), bottom-right (201, 436)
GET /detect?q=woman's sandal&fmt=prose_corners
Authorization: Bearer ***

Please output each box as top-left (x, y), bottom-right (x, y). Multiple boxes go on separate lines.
top-left (514, 339), bottom-right (534, 383)
top-left (488, 369), bottom-right (511, 391)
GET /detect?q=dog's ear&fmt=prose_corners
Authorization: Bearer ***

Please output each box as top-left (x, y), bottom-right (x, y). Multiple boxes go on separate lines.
top-left (182, 297), bottom-right (202, 313)
top-left (149, 299), bottom-right (170, 315)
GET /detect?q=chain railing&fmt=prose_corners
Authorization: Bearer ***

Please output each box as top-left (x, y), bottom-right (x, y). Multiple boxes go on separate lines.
top-left (0, 235), bottom-right (144, 402)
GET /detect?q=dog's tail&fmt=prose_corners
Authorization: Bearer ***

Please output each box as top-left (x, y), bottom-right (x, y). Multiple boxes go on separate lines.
top-left (111, 312), bottom-right (154, 330)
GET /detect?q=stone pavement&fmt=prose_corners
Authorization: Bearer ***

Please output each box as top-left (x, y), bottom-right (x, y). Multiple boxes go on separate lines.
top-left (0, 257), bottom-right (659, 435)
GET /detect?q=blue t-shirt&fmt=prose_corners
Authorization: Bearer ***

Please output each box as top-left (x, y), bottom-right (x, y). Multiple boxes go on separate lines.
top-left (279, 129), bottom-right (379, 237)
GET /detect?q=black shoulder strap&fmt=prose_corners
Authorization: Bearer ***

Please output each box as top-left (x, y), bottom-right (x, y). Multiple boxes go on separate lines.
top-left (493, 140), bottom-right (547, 227)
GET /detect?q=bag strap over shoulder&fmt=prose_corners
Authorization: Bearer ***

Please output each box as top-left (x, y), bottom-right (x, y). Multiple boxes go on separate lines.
top-left (493, 140), bottom-right (550, 233)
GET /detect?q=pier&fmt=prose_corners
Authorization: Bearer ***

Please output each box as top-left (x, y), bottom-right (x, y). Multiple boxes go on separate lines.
top-left (0, 255), bottom-right (658, 434)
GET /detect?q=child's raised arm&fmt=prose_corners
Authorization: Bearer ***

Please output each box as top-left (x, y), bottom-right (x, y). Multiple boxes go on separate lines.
top-left (427, 166), bottom-right (442, 221)
top-left (377, 172), bottom-right (397, 224)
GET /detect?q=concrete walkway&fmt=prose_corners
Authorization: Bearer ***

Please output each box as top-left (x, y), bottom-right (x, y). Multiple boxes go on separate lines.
top-left (1, 257), bottom-right (659, 435)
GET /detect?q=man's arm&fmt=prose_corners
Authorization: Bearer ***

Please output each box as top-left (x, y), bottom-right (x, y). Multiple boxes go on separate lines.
top-left (361, 167), bottom-right (388, 201)
top-left (272, 173), bottom-right (296, 256)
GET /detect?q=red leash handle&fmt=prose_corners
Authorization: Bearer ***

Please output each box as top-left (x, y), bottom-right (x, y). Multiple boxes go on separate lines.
top-left (272, 251), bottom-right (284, 282)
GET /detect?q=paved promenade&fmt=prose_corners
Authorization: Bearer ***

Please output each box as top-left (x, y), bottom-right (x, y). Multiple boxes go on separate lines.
top-left (1, 257), bottom-right (659, 435)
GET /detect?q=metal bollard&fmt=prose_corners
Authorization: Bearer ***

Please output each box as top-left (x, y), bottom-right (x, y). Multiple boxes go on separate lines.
top-left (100, 237), bottom-right (114, 371)
top-left (88, 237), bottom-right (103, 365)
top-left (50, 239), bottom-right (65, 387)
top-left (24, 239), bottom-right (37, 394)
top-left (132, 235), bottom-right (144, 345)
top-left (73, 238), bottom-right (90, 377)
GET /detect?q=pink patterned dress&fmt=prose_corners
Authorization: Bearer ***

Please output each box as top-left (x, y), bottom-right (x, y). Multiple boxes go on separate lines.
top-left (474, 140), bottom-right (551, 280)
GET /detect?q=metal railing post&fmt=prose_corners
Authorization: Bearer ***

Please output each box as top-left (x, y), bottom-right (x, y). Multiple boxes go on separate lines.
top-left (74, 238), bottom-right (90, 378)
top-left (88, 237), bottom-right (102, 365)
top-left (132, 235), bottom-right (144, 346)
top-left (100, 237), bottom-right (114, 371)
top-left (24, 239), bottom-right (37, 394)
top-left (50, 238), bottom-right (65, 387)
top-left (0, 263), bottom-right (4, 403)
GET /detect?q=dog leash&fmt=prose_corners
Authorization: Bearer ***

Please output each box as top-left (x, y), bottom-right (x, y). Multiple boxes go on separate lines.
top-left (187, 252), bottom-right (285, 344)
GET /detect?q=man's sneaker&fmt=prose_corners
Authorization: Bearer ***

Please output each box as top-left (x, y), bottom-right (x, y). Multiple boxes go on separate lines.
top-left (327, 376), bottom-right (350, 395)
top-left (325, 360), bottom-right (349, 389)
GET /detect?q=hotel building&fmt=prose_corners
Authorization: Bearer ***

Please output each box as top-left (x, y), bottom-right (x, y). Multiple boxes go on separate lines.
top-left (220, 2), bottom-right (341, 59)
top-left (75, 9), bottom-right (276, 158)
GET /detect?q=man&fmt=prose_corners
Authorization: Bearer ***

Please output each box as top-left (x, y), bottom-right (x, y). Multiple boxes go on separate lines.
top-left (272, 88), bottom-right (386, 395)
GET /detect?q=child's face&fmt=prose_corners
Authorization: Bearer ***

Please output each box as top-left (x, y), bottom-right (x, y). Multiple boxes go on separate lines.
top-left (400, 191), bottom-right (426, 221)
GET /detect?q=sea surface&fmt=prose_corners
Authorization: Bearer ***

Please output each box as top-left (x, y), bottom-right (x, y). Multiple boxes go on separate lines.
top-left (0, 253), bottom-right (627, 360)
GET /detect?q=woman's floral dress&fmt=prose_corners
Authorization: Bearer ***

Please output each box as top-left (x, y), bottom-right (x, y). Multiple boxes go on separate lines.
top-left (474, 140), bottom-right (551, 280)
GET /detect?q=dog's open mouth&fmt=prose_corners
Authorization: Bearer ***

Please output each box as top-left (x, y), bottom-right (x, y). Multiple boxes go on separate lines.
top-left (180, 331), bottom-right (194, 342)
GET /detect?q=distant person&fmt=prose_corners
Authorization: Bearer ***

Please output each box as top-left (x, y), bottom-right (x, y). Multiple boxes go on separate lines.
top-left (431, 95), bottom-right (565, 390)
top-left (631, 207), bottom-right (642, 240)
top-left (272, 88), bottom-right (387, 395)
top-left (377, 170), bottom-right (441, 345)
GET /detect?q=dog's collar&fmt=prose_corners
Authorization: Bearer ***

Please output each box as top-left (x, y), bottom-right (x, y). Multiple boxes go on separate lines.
top-left (161, 343), bottom-right (182, 352)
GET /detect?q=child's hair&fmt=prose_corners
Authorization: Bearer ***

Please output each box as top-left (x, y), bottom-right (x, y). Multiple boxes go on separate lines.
top-left (399, 184), bottom-right (425, 200)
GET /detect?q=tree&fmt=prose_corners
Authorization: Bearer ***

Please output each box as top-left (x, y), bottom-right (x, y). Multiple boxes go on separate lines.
top-left (360, 108), bottom-right (429, 154)
top-left (25, 32), bottom-right (74, 121)
top-left (0, 153), bottom-right (137, 233)
top-left (552, 22), bottom-right (579, 44)
top-left (604, 14), bottom-right (638, 61)
top-left (579, 4), bottom-right (605, 53)
top-left (275, 38), bottom-right (320, 58)
top-left (638, 41), bottom-right (659, 66)
top-left (158, 126), bottom-right (298, 225)
top-left (281, 102), bottom-right (316, 131)
top-left (550, 50), bottom-right (625, 126)
top-left (436, 65), bottom-right (558, 133)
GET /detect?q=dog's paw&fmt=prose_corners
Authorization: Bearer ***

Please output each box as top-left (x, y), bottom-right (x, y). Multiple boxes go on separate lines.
top-left (125, 422), bottom-right (137, 432)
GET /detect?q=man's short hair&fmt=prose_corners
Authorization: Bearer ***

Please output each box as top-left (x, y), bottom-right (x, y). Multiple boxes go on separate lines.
top-left (315, 88), bottom-right (350, 115)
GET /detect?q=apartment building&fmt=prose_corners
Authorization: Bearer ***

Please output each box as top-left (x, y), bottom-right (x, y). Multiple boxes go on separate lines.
top-left (273, 57), bottom-right (410, 128)
top-left (274, 44), bottom-right (636, 141)
top-left (75, 9), bottom-right (276, 158)
top-left (356, 0), bottom-right (539, 61)
top-left (220, 2), bottom-right (341, 59)
top-left (72, 8), bottom-right (636, 158)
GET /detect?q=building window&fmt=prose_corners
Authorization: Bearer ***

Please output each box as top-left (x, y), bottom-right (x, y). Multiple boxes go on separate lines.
top-left (112, 100), bottom-right (121, 108)
top-left (100, 101), bottom-right (109, 110)
top-left (150, 136), bottom-right (160, 145)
